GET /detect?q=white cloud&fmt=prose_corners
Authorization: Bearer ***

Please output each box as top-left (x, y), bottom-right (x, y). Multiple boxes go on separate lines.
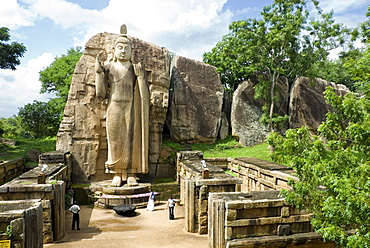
top-left (78, 0), bottom-right (233, 60)
top-left (4, 0), bottom-right (233, 60)
top-left (0, 53), bottom-right (55, 118)
top-left (0, 0), bottom-right (38, 29)
top-left (319, 0), bottom-right (369, 27)
top-left (0, 0), bottom-right (235, 117)
top-left (1, 0), bottom-right (367, 118)
top-left (235, 7), bottom-right (258, 16)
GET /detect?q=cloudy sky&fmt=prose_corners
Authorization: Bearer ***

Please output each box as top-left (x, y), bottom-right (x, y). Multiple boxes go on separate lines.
top-left (0, 0), bottom-right (368, 118)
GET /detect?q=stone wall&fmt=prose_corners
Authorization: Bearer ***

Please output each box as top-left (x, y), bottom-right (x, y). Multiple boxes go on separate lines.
top-left (39, 151), bottom-right (72, 186)
top-left (0, 200), bottom-right (43, 248)
top-left (208, 191), bottom-right (336, 248)
top-left (0, 158), bottom-right (26, 184)
top-left (177, 151), bottom-right (242, 234)
top-left (0, 164), bottom-right (67, 243)
top-left (227, 157), bottom-right (297, 191)
top-left (177, 153), bottom-right (338, 247)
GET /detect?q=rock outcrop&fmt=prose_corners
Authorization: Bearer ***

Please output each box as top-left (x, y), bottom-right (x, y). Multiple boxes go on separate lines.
top-left (56, 32), bottom-right (170, 182)
top-left (166, 56), bottom-right (224, 143)
top-left (231, 75), bottom-right (289, 146)
top-left (289, 77), bottom-right (350, 132)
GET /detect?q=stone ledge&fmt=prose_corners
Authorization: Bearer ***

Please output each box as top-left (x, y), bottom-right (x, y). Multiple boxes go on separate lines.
top-left (226, 232), bottom-right (336, 248)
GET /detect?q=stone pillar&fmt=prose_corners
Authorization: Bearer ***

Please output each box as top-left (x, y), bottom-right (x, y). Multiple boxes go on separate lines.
top-left (208, 193), bottom-right (226, 248)
top-left (37, 173), bottom-right (46, 184)
top-left (185, 179), bottom-right (196, 232)
top-left (202, 168), bottom-right (210, 179)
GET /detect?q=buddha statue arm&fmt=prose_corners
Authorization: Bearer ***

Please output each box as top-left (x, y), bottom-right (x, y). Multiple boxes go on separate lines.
top-left (95, 50), bottom-right (108, 100)
top-left (134, 62), bottom-right (149, 171)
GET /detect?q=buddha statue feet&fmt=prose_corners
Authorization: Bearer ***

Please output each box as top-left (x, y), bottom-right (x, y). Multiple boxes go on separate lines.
top-left (127, 176), bottom-right (138, 187)
top-left (111, 175), bottom-right (122, 187)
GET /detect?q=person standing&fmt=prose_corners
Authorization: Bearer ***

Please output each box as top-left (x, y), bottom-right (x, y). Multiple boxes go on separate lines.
top-left (69, 201), bottom-right (80, 230)
top-left (146, 189), bottom-right (155, 212)
top-left (167, 196), bottom-right (176, 220)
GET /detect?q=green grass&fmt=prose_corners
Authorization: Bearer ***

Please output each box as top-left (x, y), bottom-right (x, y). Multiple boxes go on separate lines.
top-left (0, 137), bottom-right (56, 163)
top-left (0, 135), bottom-right (272, 165)
top-left (163, 136), bottom-right (272, 161)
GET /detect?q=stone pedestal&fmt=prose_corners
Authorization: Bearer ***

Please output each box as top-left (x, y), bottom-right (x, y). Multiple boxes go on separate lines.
top-left (89, 181), bottom-right (151, 208)
top-left (90, 181), bottom-right (150, 195)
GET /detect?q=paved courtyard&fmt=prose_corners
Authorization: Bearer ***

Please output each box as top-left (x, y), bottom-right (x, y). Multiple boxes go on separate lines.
top-left (44, 203), bottom-right (208, 248)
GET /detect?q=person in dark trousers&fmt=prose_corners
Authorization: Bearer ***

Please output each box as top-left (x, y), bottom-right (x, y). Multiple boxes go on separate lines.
top-left (166, 196), bottom-right (176, 220)
top-left (69, 201), bottom-right (81, 230)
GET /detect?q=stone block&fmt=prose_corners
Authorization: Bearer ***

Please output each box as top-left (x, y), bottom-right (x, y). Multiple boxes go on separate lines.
top-left (0, 187), bottom-right (8, 193)
top-left (227, 209), bottom-right (237, 221)
top-left (202, 168), bottom-right (210, 179)
top-left (277, 224), bottom-right (290, 236)
top-left (43, 223), bottom-right (52, 233)
top-left (199, 214), bottom-right (208, 226)
top-left (43, 233), bottom-right (53, 244)
top-left (199, 199), bottom-right (208, 213)
top-left (281, 206), bottom-right (290, 217)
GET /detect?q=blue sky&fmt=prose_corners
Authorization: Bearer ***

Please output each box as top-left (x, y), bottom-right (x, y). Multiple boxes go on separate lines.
top-left (0, 0), bottom-right (368, 118)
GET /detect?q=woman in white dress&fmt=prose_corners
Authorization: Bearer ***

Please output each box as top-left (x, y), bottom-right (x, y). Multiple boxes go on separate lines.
top-left (146, 189), bottom-right (155, 211)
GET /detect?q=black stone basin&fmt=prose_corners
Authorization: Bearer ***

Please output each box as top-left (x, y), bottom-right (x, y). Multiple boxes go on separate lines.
top-left (113, 204), bottom-right (136, 217)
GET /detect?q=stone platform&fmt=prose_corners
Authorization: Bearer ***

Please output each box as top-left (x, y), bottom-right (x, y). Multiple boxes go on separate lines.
top-left (90, 180), bottom-right (150, 195)
top-left (89, 181), bottom-right (155, 208)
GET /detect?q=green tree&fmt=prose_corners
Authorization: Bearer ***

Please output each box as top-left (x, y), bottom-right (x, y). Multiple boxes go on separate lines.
top-left (18, 101), bottom-right (61, 139)
top-left (311, 6), bottom-right (370, 92)
top-left (0, 27), bottom-right (26, 70)
top-left (204, 0), bottom-right (352, 131)
top-left (266, 86), bottom-right (370, 247)
top-left (343, 45), bottom-right (370, 93)
top-left (312, 49), bottom-right (362, 91)
top-left (39, 46), bottom-right (83, 114)
top-left (0, 116), bottom-right (24, 138)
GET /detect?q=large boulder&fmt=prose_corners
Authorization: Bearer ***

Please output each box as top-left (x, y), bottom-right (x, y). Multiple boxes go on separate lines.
top-left (231, 74), bottom-right (289, 146)
top-left (166, 56), bottom-right (224, 143)
top-left (289, 77), bottom-right (350, 132)
top-left (56, 32), bottom-right (171, 183)
top-left (0, 138), bottom-right (17, 147)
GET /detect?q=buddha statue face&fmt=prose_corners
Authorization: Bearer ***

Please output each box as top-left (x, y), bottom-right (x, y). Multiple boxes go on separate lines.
top-left (114, 40), bottom-right (132, 62)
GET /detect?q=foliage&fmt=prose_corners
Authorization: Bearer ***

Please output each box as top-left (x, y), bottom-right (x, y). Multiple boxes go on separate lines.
top-left (39, 46), bottom-right (83, 116)
top-left (18, 101), bottom-right (61, 139)
top-left (0, 116), bottom-right (24, 138)
top-left (6, 225), bottom-right (12, 237)
top-left (0, 27), bottom-right (26, 70)
top-left (266, 87), bottom-right (370, 247)
top-left (343, 44), bottom-right (370, 93)
top-left (204, 0), bottom-right (352, 131)
top-left (0, 137), bottom-right (56, 162)
top-left (357, 6), bottom-right (370, 43)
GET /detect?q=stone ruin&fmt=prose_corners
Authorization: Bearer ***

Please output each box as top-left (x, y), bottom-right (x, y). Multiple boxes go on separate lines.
top-left (56, 28), bottom-right (225, 184)
top-left (177, 151), bottom-right (337, 247)
top-left (55, 26), bottom-right (351, 186)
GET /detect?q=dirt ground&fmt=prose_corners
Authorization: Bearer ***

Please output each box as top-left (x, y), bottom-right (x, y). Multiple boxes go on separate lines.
top-left (44, 202), bottom-right (208, 248)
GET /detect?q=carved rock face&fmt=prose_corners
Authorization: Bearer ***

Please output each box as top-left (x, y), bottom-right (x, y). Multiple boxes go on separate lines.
top-left (56, 32), bottom-right (171, 182)
top-left (167, 56), bottom-right (224, 143)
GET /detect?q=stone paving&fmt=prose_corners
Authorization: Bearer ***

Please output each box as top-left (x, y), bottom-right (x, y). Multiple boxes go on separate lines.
top-left (44, 203), bottom-right (208, 248)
